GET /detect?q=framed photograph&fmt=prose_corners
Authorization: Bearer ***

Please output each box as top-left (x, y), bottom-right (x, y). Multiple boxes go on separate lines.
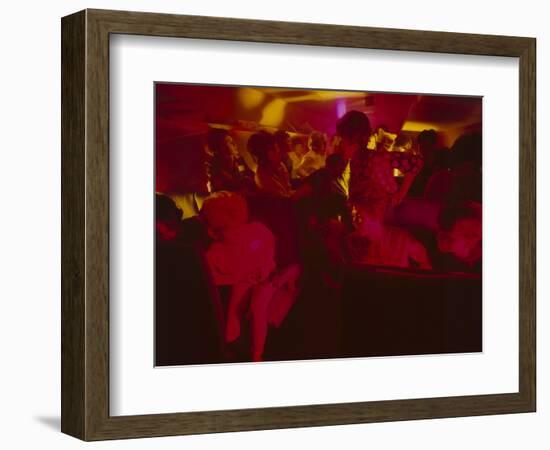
top-left (61, 9), bottom-right (536, 440)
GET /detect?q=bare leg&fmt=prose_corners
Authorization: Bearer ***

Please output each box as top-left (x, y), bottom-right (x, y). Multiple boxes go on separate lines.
top-left (249, 281), bottom-right (277, 362)
top-left (225, 281), bottom-right (253, 344)
top-left (249, 264), bottom-right (302, 361)
top-left (268, 264), bottom-right (301, 328)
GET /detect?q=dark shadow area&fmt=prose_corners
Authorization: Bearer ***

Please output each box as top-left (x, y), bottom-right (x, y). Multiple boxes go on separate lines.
top-left (34, 415), bottom-right (61, 431)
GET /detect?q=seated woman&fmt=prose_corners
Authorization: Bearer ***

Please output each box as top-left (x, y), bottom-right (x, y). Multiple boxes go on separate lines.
top-left (293, 154), bottom-right (352, 288)
top-left (424, 132), bottom-right (482, 205)
top-left (293, 153), bottom-right (351, 224)
top-left (206, 127), bottom-right (253, 193)
top-left (348, 202), bottom-right (431, 270)
top-left (434, 200), bottom-right (482, 272)
top-left (200, 191), bottom-right (300, 361)
top-left (248, 130), bottom-right (294, 198)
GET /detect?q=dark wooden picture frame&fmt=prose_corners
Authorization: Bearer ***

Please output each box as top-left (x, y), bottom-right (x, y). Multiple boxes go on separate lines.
top-left (61, 9), bottom-right (536, 441)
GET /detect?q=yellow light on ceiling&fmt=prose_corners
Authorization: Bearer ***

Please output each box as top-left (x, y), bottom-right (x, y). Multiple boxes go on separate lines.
top-left (401, 121), bottom-right (440, 132)
top-left (238, 87), bottom-right (265, 109)
top-left (260, 98), bottom-right (286, 127)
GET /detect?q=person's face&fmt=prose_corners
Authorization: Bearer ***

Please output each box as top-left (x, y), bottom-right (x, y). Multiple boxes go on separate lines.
top-left (223, 135), bottom-right (239, 161)
top-left (267, 145), bottom-right (282, 165)
top-left (438, 218), bottom-right (482, 263)
top-left (309, 137), bottom-right (326, 155)
top-left (293, 142), bottom-right (305, 157)
top-left (278, 137), bottom-right (291, 155)
top-left (331, 135), bottom-right (342, 152)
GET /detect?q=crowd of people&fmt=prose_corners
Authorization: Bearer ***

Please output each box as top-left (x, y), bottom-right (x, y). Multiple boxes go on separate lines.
top-left (156, 110), bottom-right (483, 363)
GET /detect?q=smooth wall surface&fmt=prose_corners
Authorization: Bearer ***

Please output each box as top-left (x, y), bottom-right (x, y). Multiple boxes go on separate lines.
top-left (0, 0), bottom-right (546, 448)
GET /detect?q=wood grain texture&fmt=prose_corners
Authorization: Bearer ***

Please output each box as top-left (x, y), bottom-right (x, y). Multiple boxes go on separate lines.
top-left (61, 10), bottom-right (86, 439)
top-left (518, 38), bottom-right (536, 409)
top-left (84, 10), bottom-right (111, 440)
top-left (60, 8), bottom-right (536, 441)
top-left (88, 8), bottom-right (532, 56)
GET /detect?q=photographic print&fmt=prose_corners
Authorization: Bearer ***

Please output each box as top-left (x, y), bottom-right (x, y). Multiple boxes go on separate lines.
top-left (61, 11), bottom-right (535, 439)
top-left (154, 83), bottom-right (482, 366)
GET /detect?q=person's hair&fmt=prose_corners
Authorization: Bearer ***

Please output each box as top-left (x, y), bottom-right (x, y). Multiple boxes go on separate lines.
top-left (308, 131), bottom-right (327, 154)
top-left (336, 110), bottom-right (372, 143)
top-left (450, 132), bottom-right (482, 168)
top-left (247, 130), bottom-right (276, 165)
top-left (274, 130), bottom-right (290, 149)
top-left (207, 127), bottom-right (230, 155)
top-left (200, 191), bottom-right (248, 230)
top-left (326, 153), bottom-right (345, 170)
top-left (156, 193), bottom-right (182, 223)
top-left (438, 201), bottom-right (482, 231)
top-left (417, 129), bottom-right (437, 147)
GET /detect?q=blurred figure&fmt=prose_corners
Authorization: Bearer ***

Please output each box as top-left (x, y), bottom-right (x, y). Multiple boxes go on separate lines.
top-left (294, 153), bottom-right (351, 228)
top-left (408, 129), bottom-right (439, 197)
top-left (155, 194), bottom-right (224, 365)
top-left (160, 136), bottom-right (211, 219)
top-left (435, 201), bottom-right (482, 272)
top-left (336, 110), bottom-right (372, 160)
top-left (425, 132), bottom-right (482, 204)
top-left (336, 111), bottom-right (423, 220)
top-left (392, 133), bottom-right (413, 153)
top-left (348, 202), bottom-right (431, 269)
top-left (417, 129), bottom-right (438, 157)
top-left (328, 134), bottom-right (342, 155)
top-left (387, 132), bottom-right (423, 204)
top-left (206, 127), bottom-right (252, 193)
top-left (287, 136), bottom-right (307, 178)
top-left (249, 130), bottom-right (294, 198)
top-left (390, 130), bottom-right (448, 232)
top-left (295, 131), bottom-right (328, 178)
top-left (155, 193), bottom-right (183, 241)
top-left (372, 124), bottom-right (395, 151)
top-left (274, 130), bottom-right (293, 175)
top-left (201, 191), bottom-right (300, 361)
top-left (333, 110), bottom-right (372, 199)
top-left (294, 154), bottom-right (352, 288)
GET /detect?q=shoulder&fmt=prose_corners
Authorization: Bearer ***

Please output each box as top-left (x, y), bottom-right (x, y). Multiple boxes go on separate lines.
top-left (308, 168), bottom-right (329, 183)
